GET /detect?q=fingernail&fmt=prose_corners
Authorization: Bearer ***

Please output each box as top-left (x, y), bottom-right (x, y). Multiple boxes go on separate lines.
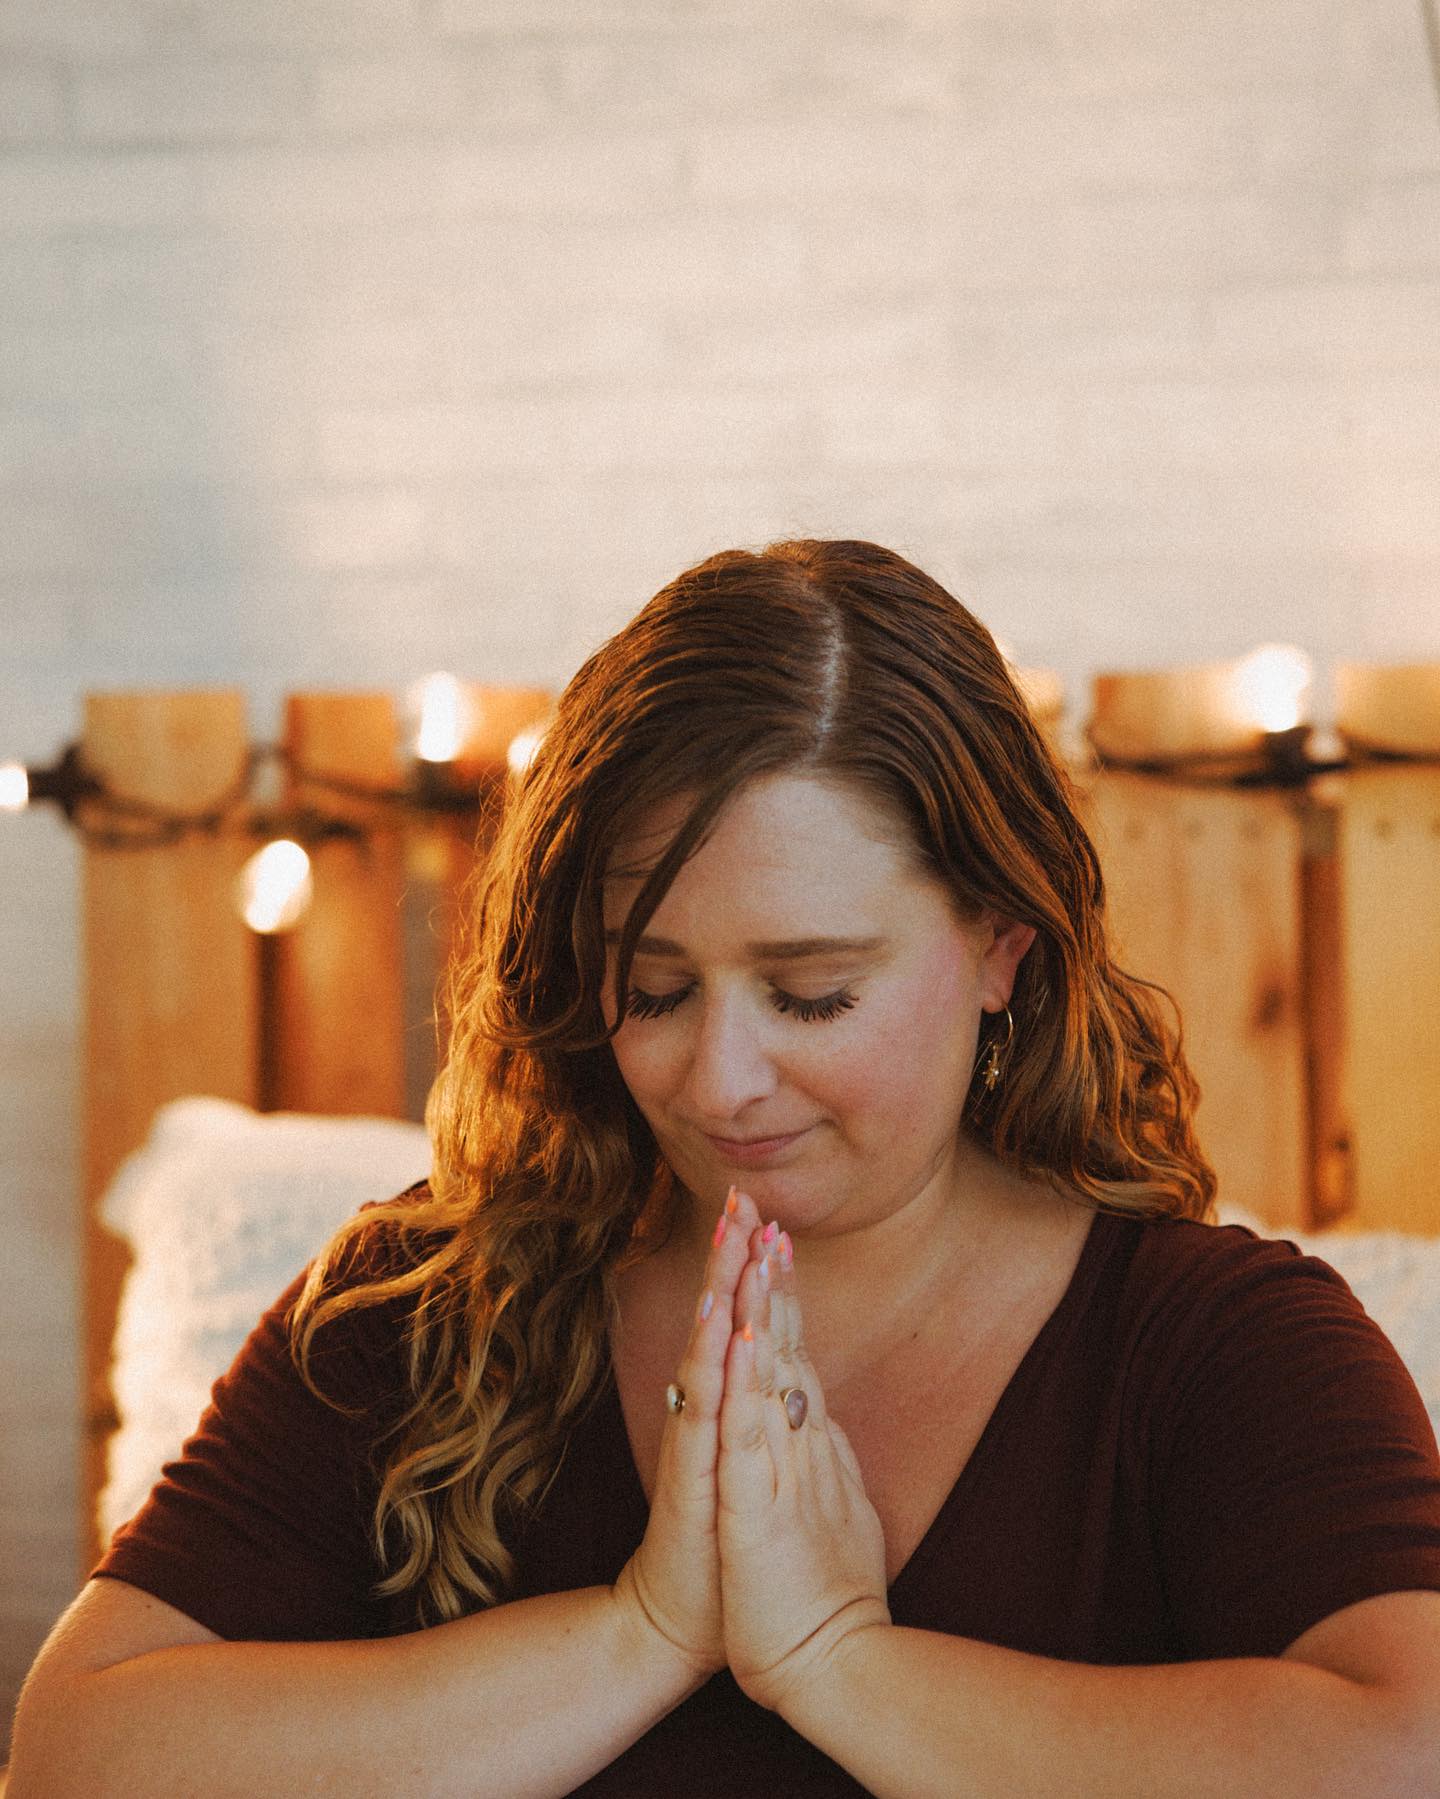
top-left (742, 1321), bottom-right (754, 1342)
top-left (758, 1255), bottom-right (770, 1285)
top-left (698, 1288), bottom-right (714, 1321)
top-left (725, 1186), bottom-right (740, 1216)
top-left (779, 1231), bottom-right (793, 1269)
top-left (761, 1220), bottom-right (778, 1245)
top-left (713, 1215), bottom-right (727, 1247)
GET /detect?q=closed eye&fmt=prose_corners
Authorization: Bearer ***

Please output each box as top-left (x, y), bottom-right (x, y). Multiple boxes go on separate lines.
top-left (623, 984), bottom-right (858, 1024)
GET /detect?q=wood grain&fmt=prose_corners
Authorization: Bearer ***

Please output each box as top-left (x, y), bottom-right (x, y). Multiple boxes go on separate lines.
top-left (1086, 772), bottom-right (1309, 1227)
top-left (81, 691), bottom-right (257, 1574)
top-left (269, 693), bottom-right (406, 1118)
top-left (1337, 765), bottom-right (1440, 1232)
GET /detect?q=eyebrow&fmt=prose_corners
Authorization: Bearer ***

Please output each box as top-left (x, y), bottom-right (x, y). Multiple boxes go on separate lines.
top-left (603, 930), bottom-right (888, 961)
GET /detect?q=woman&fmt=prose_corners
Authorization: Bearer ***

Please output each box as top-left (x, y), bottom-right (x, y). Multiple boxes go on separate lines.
top-left (12, 539), bottom-right (1440, 1796)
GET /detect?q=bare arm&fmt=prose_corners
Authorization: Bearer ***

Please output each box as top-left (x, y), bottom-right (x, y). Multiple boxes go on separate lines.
top-left (9, 1574), bottom-right (708, 1799)
top-left (775, 1593), bottom-right (1440, 1799)
top-left (11, 1192), bottom-right (768, 1799)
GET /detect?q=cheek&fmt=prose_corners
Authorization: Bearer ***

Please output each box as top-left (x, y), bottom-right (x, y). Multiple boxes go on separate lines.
top-left (836, 956), bottom-right (979, 1119)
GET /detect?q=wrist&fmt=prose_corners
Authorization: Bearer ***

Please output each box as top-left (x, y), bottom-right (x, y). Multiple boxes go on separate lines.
top-left (609, 1565), bottom-right (722, 1699)
top-left (771, 1604), bottom-right (893, 1728)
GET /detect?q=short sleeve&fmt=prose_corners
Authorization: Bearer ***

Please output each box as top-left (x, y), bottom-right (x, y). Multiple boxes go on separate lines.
top-left (93, 1249), bottom-right (414, 1643)
top-left (1150, 1233), bottom-right (1440, 1661)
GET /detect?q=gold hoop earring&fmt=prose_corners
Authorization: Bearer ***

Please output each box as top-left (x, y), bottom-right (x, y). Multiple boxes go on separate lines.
top-left (979, 1005), bottom-right (1015, 1092)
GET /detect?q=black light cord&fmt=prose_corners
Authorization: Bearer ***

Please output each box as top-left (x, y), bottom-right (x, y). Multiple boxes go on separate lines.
top-left (10, 741), bottom-right (488, 851)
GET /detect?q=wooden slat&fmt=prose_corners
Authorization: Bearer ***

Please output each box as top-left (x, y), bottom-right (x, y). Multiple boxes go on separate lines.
top-left (1086, 772), bottom-right (1308, 1227)
top-left (1336, 665), bottom-right (1440, 757)
top-left (81, 690), bottom-right (257, 1573)
top-left (268, 693), bottom-right (406, 1117)
top-left (1337, 765), bottom-right (1440, 1233)
top-left (1090, 665), bottom-right (1264, 763)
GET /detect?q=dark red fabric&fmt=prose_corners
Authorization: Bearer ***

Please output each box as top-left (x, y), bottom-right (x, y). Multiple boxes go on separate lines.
top-left (95, 1205), bottom-right (1440, 1796)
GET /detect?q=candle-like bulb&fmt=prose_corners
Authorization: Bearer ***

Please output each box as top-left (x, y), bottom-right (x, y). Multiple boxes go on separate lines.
top-left (238, 839), bottom-right (313, 934)
top-left (1232, 644), bottom-right (1312, 734)
top-left (0, 762), bottom-right (29, 812)
top-left (411, 673), bottom-right (475, 764)
top-left (506, 725), bottom-right (545, 778)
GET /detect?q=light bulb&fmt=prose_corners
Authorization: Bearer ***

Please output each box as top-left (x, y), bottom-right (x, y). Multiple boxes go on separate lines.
top-left (0, 762), bottom-right (28, 812)
top-left (1231, 645), bottom-right (1312, 734)
top-left (238, 839), bottom-right (313, 934)
top-left (410, 673), bottom-right (475, 764)
top-left (506, 725), bottom-right (546, 778)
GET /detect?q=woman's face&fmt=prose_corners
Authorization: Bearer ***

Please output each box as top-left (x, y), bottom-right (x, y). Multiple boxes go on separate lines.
top-left (602, 773), bottom-right (1035, 1241)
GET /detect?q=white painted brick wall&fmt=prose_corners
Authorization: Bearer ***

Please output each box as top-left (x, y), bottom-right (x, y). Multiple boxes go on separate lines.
top-left (4, 0), bottom-right (1440, 1747)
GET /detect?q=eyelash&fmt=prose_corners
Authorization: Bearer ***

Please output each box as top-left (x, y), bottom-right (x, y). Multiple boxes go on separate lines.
top-left (623, 984), bottom-right (859, 1025)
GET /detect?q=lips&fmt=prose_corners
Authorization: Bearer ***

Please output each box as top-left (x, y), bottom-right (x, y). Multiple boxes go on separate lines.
top-left (703, 1126), bottom-right (810, 1164)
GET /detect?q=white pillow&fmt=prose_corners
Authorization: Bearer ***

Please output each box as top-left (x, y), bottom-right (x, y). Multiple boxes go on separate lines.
top-left (1217, 1203), bottom-right (1440, 1444)
top-left (98, 1096), bottom-right (430, 1542)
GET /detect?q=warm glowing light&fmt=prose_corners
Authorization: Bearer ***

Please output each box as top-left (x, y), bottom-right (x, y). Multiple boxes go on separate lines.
top-left (238, 840), bottom-right (313, 934)
top-left (0, 762), bottom-right (28, 812)
top-left (506, 725), bottom-right (545, 778)
top-left (410, 673), bottom-right (475, 764)
top-left (1230, 644), bottom-right (1313, 734)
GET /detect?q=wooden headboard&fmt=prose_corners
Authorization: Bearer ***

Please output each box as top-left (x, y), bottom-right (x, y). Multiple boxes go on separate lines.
top-left (77, 687), bottom-right (1440, 1567)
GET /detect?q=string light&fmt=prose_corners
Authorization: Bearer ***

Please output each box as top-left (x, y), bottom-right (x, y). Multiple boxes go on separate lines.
top-left (0, 763), bottom-right (28, 812)
top-left (409, 673), bottom-right (475, 765)
top-left (1230, 645), bottom-right (1313, 735)
top-left (238, 840), bottom-right (314, 934)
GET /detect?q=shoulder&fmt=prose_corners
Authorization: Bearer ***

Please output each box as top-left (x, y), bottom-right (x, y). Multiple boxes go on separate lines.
top-left (1119, 1211), bottom-right (1358, 1316)
top-left (1095, 1211), bottom-right (1378, 1389)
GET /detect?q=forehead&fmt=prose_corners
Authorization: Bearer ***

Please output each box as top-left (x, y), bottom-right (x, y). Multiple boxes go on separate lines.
top-left (602, 773), bottom-right (925, 915)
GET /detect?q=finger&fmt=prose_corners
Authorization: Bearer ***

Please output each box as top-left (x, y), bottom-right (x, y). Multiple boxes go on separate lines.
top-left (662, 1189), bottom-right (760, 1446)
top-left (736, 1249), bottom-right (776, 1398)
top-left (718, 1315), bottom-right (780, 1515)
top-left (771, 1229), bottom-right (829, 1434)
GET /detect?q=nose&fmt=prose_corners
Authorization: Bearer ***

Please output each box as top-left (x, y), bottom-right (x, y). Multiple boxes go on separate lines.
top-left (678, 988), bottom-right (780, 1125)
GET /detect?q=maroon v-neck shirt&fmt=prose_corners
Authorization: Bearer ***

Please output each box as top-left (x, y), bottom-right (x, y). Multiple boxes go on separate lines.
top-left (97, 1203), bottom-right (1440, 1796)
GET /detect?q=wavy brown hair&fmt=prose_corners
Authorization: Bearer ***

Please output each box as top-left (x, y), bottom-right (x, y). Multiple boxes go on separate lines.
top-left (289, 537), bottom-right (1215, 1625)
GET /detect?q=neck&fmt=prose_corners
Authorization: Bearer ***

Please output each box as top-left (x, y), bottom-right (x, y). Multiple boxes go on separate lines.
top-left (662, 1138), bottom-right (1072, 1377)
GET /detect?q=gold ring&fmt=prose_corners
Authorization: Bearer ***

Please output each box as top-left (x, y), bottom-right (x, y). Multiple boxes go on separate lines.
top-left (664, 1381), bottom-right (686, 1416)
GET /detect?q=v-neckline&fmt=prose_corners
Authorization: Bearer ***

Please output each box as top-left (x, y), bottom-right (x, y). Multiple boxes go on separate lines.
top-left (600, 1206), bottom-right (1114, 1601)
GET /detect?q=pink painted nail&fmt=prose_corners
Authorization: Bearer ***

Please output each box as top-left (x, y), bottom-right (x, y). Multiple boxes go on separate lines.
top-left (698, 1288), bottom-right (714, 1321)
top-left (779, 1231), bottom-right (793, 1269)
top-left (713, 1215), bottom-right (728, 1247)
top-left (725, 1186), bottom-right (740, 1216)
top-left (761, 1220), bottom-right (778, 1245)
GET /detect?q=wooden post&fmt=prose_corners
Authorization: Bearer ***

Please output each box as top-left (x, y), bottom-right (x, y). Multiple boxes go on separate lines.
top-left (1335, 764), bottom-right (1440, 1233)
top-left (1086, 772), bottom-right (1309, 1228)
top-left (81, 690), bottom-right (257, 1572)
top-left (268, 694), bottom-right (406, 1118)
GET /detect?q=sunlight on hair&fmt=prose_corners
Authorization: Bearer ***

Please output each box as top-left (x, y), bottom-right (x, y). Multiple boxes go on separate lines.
top-left (238, 839), bottom-right (313, 934)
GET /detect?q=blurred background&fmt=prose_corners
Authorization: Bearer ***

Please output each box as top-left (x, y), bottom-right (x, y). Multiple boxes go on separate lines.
top-left (3, 0), bottom-right (1439, 1737)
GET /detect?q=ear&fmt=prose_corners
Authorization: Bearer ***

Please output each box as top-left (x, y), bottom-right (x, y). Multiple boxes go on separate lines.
top-left (976, 913), bottom-right (1037, 1013)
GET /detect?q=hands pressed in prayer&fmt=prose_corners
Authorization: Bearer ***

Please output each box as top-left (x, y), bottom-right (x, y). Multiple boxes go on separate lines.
top-left (616, 1186), bottom-right (891, 1710)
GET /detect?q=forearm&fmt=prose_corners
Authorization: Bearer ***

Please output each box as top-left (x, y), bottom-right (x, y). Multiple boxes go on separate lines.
top-left (780, 1624), bottom-right (1425, 1799)
top-left (10, 1585), bottom-right (708, 1799)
